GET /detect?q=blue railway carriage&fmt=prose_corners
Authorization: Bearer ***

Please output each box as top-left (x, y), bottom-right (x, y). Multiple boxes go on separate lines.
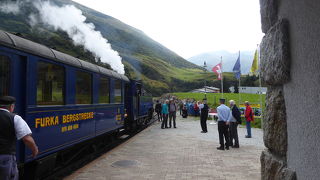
top-left (124, 80), bottom-right (154, 131)
top-left (0, 30), bottom-right (153, 179)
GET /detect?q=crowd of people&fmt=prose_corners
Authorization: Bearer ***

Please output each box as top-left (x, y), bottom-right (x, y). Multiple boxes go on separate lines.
top-left (155, 96), bottom-right (255, 151)
top-left (155, 98), bottom-right (178, 129)
top-left (216, 99), bottom-right (254, 150)
top-left (0, 94), bottom-right (256, 178)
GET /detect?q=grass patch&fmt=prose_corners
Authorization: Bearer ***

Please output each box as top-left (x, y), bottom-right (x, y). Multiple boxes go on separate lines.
top-left (173, 92), bottom-right (265, 129)
top-left (240, 117), bottom-right (261, 129)
top-left (172, 92), bottom-right (265, 109)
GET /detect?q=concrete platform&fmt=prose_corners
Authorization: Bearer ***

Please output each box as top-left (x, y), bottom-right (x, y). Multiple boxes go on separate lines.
top-left (65, 115), bottom-right (264, 180)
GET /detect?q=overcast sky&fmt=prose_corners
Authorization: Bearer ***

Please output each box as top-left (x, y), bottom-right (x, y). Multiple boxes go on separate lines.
top-left (72, 0), bottom-right (264, 59)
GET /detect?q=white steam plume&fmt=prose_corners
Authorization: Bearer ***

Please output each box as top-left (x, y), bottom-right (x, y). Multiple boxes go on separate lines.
top-left (0, 0), bottom-right (125, 74)
top-left (0, 1), bottom-right (21, 15)
top-left (35, 1), bottom-right (125, 74)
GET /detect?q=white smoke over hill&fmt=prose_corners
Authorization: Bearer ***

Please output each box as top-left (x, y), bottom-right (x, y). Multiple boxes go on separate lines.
top-left (0, 0), bottom-right (125, 74)
top-left (0, 1), bottom-right (21, 15)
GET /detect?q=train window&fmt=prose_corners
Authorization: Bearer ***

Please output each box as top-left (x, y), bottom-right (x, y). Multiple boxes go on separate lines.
top-left (114, 80), bottom-right (122, 103)
top-left (37, 61), bottom-right (65, 105)
top-left (76, 71), bottom-right (92, 104)
top-left (0, 55), bottom-right (10, 96)
top-left (99, 77), bottom-right (110, 104)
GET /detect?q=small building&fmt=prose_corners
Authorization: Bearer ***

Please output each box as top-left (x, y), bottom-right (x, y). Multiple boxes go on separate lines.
top-left (229, 86), bottom-right (267, 94)
top-left (190, 86), bottom-right (220, 93)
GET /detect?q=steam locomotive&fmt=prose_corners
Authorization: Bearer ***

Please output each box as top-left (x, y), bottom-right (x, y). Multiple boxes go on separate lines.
top-left (0, 30), bottom-right (154, 179)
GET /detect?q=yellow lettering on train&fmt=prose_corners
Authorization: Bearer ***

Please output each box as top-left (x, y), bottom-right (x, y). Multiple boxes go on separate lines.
top-left (35, 118), bottom-right (40, 128)
top-left (35, 116), bottom-right (60, 128)
top-left (54, 116), bottom-right (59, 125)
top-left (62, 112), bottom-right (94, 124)
top-left (35, 112), bottom-right (94, 128)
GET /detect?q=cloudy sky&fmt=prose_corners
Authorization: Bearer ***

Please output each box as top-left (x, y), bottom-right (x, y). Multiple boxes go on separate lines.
top-left (73, 0), bottom-right (264, 59)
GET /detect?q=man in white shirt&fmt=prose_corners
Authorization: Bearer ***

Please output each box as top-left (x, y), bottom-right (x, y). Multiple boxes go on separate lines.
top-left (0, 96), bottom-right (38, 180)
top-left (216, 98), bottom-right (232, 150)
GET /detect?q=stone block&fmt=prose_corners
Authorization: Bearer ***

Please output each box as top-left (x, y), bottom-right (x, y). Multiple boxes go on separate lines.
top-left (263, 86), bottom-right (287, 156)
top-left (260, 19), bottom-right (290, 85)
top-left (279, 168), bottom-right (297, 180)
top-left (261, 150), bottom-right (297, 180)
top-left (260, 0), bottom-right (278, 33)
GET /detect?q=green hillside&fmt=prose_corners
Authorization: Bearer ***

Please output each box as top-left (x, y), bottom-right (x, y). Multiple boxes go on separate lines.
top-left (0, 0), bottom-right (261, 96)
top-left (0, 0), bottom-right (208, 96)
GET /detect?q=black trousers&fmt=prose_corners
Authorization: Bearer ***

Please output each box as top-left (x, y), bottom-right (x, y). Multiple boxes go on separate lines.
top-left (229, 122), bottom-right (239, 146)
top-left (200, 113), bottom-right (208, 132)
top-left (218, 121), bottom-right (229, 148)
top-left (156, 111), bottom-right (162, 121)
top-left (161, 114), bottom-right (168, 128)
top-left (169, 111), bottom-right (176, 127)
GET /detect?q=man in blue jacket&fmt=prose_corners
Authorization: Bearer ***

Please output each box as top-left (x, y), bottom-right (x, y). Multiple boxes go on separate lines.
top-left (229, 100), bottom-right (241, 148)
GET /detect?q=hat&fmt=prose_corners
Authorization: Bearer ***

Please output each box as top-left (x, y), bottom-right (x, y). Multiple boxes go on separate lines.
top-left (0, 96), bottom-right (16, 105)
top-left (219, 98), bottom-right (226, 102)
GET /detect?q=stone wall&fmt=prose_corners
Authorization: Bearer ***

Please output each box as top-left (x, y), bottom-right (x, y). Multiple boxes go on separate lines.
top-left (260, 0), bottom-right (320, 179)
top-left (259, 0), bottom-right (296, 179)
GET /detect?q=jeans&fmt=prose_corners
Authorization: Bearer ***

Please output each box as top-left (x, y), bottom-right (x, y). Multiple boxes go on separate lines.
top-left (161, 114), bottom-right (168, 128)
top-left (0, 155), bottom-right (18, 180)
top-left (246, 121), bottom-right (252, 137)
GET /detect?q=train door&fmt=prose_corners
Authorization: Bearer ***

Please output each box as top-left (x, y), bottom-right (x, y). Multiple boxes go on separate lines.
top-left (0, 52), bottom-right (27, 115)
top-left (0, 51), bottom-right (27, 163)
top-left (136, 84), bottom-right (141, 117)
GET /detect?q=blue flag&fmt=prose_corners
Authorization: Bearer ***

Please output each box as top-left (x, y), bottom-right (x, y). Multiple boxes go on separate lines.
top-left (233, 53), bottom-right (241, 80)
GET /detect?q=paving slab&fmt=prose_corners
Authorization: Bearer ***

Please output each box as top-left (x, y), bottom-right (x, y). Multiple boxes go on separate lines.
top-left (65, 115), bottom-right (264, 180)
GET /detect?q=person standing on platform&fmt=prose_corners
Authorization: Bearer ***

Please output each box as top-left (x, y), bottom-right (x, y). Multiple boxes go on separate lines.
top-left (244, 101), bottom-right (254, 138)
top-left (179, 102), bottom-right (183, 115)
top-left (155, 100), bottom-right (162, 122)
top-left (200, 99), bottom-right (209, 133)
top-left (194, 102), bottom-right (199, 117)
top-left (229, 100), bottom-right (241, 148)
top-left (216, 98), bottom-right (231, 150)
top-left (182, 105), bottom-right (188, 118)
top-left (198, 101), bottom-right (203, 116)
top-left (0, 96), bottom-right (38, 180)
top-left (168, 99), bottom-right (177, 128)
top-left (161, 100), bottom-right (169, 129)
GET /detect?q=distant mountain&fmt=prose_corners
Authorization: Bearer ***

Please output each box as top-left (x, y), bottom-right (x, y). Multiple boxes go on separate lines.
top-left (0, 0), bottom-right (203, 95)
top-left (188, 50), bottom-right (255, 74)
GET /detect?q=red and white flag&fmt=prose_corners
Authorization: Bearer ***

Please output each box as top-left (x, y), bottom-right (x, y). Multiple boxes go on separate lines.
top-left (212, 63), bottom-right (222, 80)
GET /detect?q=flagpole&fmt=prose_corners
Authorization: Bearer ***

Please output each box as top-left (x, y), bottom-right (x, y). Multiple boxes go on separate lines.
top-left (220, 56), bottom-right (224, 98)
top-left (238, 51), bottom-right (241, 104)
top-left (238, 73), bottom-right (241, 104)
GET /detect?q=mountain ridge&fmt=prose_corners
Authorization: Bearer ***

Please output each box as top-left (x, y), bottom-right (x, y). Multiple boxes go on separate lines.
top-left (0, 0), bottom-right (205, 95)
top-left (188, 50), bottom-right (255, 74)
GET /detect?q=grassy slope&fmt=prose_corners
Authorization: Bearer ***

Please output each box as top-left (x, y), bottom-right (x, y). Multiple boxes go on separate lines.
top-left (0, 0), bottom-right (207, 96)
top-left (0, 1), bottom-right (256, 96)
